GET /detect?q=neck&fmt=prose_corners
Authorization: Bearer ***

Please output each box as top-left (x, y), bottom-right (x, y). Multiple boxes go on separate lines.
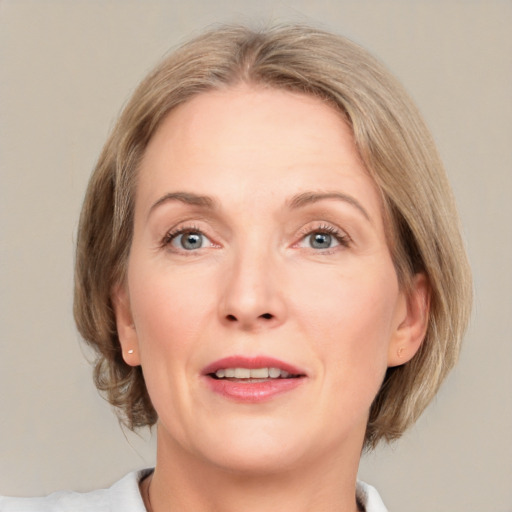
top-left (145, 426), bottom-right (363, 512)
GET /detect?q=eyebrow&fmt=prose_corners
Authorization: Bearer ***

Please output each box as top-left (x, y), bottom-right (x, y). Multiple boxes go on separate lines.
top-left (288, 192), bottom-right (371, 221)
top-left (148, 192), bottom-right (217, 218)
top-left (148, 190), bottom-right (371, 222)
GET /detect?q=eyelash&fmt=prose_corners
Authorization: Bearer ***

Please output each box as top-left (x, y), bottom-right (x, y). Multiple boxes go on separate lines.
top-left (160, 223), bottom-right (351, 252)
top-left (297, 224), bottom-right (351, 249)
top-left (160, 224), bottom-right (207, 249)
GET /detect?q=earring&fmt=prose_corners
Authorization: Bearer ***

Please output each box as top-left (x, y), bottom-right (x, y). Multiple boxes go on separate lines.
top-left (397, 347), bottom-right (404, 358)
top-left (128, 349), bottom-right (134, 355)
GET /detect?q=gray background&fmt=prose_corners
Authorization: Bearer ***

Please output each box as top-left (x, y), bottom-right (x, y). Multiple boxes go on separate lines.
top-left (1, 1), bottom-right (511, 511)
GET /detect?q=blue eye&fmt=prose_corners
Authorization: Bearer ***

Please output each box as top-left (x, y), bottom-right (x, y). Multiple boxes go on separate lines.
top-left (168, 230), bottom-right (209, 251)
top-left (297, 226), bottom-right (349, 251)
top-left (307, 232), bottom-right (338, 249)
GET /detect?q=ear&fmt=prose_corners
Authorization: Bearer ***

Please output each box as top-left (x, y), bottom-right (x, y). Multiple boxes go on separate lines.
top-left (387, 273), bottom-right (430, 367)
top-left (111, 284), bottom-right (141, 366)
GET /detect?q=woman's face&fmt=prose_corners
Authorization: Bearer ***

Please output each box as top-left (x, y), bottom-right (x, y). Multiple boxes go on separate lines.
top-left (115, 86), bottom-right (424, 473)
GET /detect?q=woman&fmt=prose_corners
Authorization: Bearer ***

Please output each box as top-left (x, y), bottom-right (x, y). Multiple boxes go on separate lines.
top-left (0, 24), bottom-right (471, 512)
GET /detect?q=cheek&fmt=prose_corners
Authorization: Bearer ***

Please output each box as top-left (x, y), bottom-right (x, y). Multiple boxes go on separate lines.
top-left (126, 261), bottom-right (218, 429)
top-left (294, 263), bottom-right (399, 379)
top-left (127, 260), bottom-right (218, 365)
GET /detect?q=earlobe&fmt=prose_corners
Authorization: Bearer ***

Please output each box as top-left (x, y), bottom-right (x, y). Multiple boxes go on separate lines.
top-left (111, 284), bottom-right (141, 366)
top-left (388, 273), bottom-right (430, 367)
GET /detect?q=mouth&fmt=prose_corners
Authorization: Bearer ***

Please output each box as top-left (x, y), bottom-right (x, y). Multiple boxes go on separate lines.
top-left (202, 356), bottom-right (307, 402)
top-left (210, 367), bottom-right (301, 381)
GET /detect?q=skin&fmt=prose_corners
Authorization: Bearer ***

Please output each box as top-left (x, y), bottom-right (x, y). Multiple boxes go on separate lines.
top-left (113, 85), bottom-right (429, 512)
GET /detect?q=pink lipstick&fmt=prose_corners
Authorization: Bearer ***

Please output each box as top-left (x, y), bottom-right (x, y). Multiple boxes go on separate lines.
top-left (202, 356), bottom-right (306, 402)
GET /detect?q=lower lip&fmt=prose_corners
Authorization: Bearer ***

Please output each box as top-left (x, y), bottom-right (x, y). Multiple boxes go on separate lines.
top-left (204, 377), bottom-right (305, 402)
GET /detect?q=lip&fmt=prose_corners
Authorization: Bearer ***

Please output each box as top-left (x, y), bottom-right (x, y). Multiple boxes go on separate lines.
top-left (202, 355), bottom-right (305, 376)
top-left (202, 355), bottom-right (307, 403)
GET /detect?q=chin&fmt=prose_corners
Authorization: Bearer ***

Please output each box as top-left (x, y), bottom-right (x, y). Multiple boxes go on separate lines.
top-left (169, 417), bottom-right (313, 476)
top-left (203, 440), bottom-right (307, 476)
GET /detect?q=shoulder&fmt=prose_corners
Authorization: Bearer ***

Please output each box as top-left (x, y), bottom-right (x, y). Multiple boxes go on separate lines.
top-left (356, 481), bottom-right (389, 512)
top-left (0, 469), bottom-right (152, 512)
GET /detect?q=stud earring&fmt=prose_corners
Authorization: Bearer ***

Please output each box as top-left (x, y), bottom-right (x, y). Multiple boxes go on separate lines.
top-left (397, 347), bottom-right (404, 358)
top-left (128, 349), bottom-right (134, 355)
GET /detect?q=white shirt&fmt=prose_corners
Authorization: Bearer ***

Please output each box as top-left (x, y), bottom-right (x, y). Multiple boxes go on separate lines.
top-left (0, 470), bottom-right (388, 511)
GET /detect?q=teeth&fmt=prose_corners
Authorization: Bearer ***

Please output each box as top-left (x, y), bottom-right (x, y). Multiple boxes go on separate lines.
top-left (250, 368), bottom-right (269, 378)
top-left (268, 367), bottom-right (281, 378)
top-left (214, 367), bottom-right (293, 379)
top-left (234, 368), bottom-right (250, 378)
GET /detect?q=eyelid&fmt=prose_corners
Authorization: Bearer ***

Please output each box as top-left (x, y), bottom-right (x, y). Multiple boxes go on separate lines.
top-left (160, 222), bottom-right (219, 251)
top-left (294, 222), bottom-right (351, 249)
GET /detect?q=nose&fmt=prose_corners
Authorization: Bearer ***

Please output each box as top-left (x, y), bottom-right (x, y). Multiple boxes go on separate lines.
top-left (218, 245), bottom-right (287, 331)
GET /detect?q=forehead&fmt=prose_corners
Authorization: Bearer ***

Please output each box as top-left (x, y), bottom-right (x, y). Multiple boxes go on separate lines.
top-left (136, 85), bottom-right (384, 224)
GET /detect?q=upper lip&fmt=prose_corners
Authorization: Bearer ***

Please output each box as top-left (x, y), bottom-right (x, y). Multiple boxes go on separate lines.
top-left (202, 356), bottom-right (306, 376)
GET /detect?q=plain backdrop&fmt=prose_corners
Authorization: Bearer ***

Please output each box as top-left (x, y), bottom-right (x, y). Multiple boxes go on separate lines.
top-left (1, 1), bottom-right (511, 511)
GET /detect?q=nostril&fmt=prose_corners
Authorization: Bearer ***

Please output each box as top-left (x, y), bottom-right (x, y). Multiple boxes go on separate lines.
top-left (224, 312), bottom-right (274, 323)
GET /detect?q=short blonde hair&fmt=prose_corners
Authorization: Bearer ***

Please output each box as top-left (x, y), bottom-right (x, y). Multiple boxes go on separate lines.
top-left (74, 24), bottom-right (472, 448)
